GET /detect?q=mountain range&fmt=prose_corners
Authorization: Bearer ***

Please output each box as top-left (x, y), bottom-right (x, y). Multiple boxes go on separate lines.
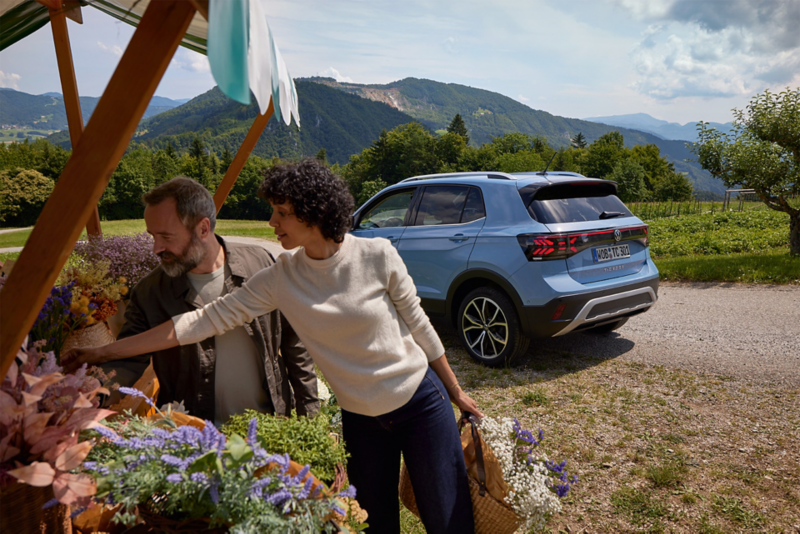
top-left (0, 88), bottom-right (186, 131)
top-left (8, 79), bottom-right (724, 193)
top-left (583, 112), bottom-right (734, 142)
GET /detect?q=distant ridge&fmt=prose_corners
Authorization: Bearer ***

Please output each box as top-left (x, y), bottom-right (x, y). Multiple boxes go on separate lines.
top-left (583, 112), bottom-right (734, 142)
top-left (0, 89), bottom-right (186, 130)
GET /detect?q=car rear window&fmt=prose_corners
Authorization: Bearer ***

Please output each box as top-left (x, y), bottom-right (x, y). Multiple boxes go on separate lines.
top-left (521, 182), bottom-right (632, 223)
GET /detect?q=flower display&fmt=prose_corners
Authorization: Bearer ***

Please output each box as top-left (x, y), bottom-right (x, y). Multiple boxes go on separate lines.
top-left (72, 233), bottom-right (159, 290)
top-left (28, 281), bottom-right (93, 361)
top-left (83, 399), bottom-right (363, 532)
top-left (479, 416), bottom-right (577, 532)
top-left (0, 341), bottom-right (114, 507)
top-left (58, 260), bottom-right (125, 326)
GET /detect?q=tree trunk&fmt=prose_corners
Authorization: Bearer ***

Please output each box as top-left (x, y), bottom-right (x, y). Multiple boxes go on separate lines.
top-left (791, 210), bottom-right (800, 256)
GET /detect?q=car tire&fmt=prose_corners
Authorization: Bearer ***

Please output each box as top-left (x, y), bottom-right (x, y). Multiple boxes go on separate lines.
top-left (457, 287), bottom-right (529, 367)
top-left (588, 317), bottom-right (629, 334)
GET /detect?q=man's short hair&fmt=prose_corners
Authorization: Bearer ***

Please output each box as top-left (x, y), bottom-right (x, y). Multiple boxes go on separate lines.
top-left (142, 177), bottom-right (216, 232)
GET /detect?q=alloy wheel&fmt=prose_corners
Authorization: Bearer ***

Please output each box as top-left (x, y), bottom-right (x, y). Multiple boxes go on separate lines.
top-left (461, 296), bottom-right (509, 360)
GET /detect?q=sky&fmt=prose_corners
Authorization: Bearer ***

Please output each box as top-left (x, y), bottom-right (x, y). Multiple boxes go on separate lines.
top-left (1, 0), bottom-right (799, 125)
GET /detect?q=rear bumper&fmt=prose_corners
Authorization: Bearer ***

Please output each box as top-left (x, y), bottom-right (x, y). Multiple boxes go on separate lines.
top-left (519, 275), bottom-right (659, 338)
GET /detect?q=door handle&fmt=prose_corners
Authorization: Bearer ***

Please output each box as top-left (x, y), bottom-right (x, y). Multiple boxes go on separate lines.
top-left (387, 236), bottom-right (400, 244)
top-left (449, 233), bottom-right (468, 242)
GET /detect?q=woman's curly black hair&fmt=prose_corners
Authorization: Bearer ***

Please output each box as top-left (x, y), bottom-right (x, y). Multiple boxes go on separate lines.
top-left (257, 158), bottom-right (355, 243)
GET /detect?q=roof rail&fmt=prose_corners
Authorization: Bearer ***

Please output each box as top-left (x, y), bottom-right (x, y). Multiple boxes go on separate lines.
top-left (399, 172), bottom-right (517, 183)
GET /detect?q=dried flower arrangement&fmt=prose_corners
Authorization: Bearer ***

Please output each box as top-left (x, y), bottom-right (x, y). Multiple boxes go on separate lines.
top-left (0, 341), bottom-right (115, 508)
top-left (58, 259), bottom-right (126, 326)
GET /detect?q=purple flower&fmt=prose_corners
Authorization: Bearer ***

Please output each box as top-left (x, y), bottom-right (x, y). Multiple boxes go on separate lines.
top-left (247, 418), bottom-right (258, 444)
top-left (166, 473), bottom-right (183, 484)
top-left (118, 387), bottom-right (156, 409)
top-left (190, 472), bottom-right (209, 485)
top-left (209, 483), bottom-right (219, 504)
top-left (161, 454), bottom-right (189, 471)
top-left (42, 498), bottom-right (60, 510)
top-left (264, 488), bottom-right (292, 507)
top-left (338, 485), bottom-right (357, 499)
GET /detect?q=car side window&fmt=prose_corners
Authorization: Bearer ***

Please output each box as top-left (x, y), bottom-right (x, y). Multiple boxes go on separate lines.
top-left (358, 190), bottom-right (415, 229)
top-left (460, 188), bottom-right (486, 223)
top-left (413, 186), bottom-right (470, 226)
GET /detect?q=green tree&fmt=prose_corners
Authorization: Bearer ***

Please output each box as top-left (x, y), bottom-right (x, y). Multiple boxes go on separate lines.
top-left (571, 132), bottom-right (587, 149)
top-left (652, 172), bottom-right (694, 201)
top-left (357, 179), bottom-right (388, 207)
top-left (692, 88), bottom-right (800, 255)
top-left (0, 168), bottom-right (54, 226)
top-left (315, 148), bottom-right (328, 165)
top-left (495, 151), bottom-right (545, 173)
top-left (583, 131), bottom-right (627, 179)
top-left (447, 113), bottom-right (470, 144)
top-left (609, 159), bottom-right (648, 203)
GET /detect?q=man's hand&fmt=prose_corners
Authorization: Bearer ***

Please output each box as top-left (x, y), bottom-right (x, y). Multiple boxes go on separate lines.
top-left (61, 347), bottom-right (103, 374)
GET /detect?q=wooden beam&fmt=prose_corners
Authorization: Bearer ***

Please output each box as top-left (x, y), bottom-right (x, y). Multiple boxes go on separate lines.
top-left (189, 0), bottom-right (209, 21)
top-left (49, 3), bottom-right (102, 235)
top-left (213, 101), bottom-right (275, 214)
top-left (0, 0), bottom-right (196, 377)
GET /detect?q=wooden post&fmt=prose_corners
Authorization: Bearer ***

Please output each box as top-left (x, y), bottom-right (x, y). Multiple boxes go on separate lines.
top-left (213, 101), bottom-right (274, 214)
top-left (0, 0), bottom-right (196, 376)
top-left (49, 1), bottom-right (102, 235)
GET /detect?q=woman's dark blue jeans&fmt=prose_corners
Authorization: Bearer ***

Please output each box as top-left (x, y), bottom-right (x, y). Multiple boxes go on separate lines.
top-left (342, 367), bottom-right (474, 533)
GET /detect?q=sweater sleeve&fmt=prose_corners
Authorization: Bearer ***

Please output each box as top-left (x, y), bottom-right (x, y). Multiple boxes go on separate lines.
top-left (172, 264), bottom-right (278, 345)
top-left (384, 240), bottom-right (445, 362)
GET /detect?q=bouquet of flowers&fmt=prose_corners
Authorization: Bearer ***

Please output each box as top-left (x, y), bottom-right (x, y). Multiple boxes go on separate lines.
top-left (479, 417), bottom-right (577, 532)
top-left (1, 341), bottom-right (114, 507)
top-left (27, 281), bottom-right (93, 362)
top-left (72, 233), bottom-right (159, 291)
top-left (82, 391), bottom-right (365, 533)
top-left (58, 259), bottom-right (126, 326)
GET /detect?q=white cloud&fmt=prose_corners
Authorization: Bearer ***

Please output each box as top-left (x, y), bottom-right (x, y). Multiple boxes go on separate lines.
top-left (618, 0), bottom-right (800, 99)
top-left (96, 41), bottom-right (123, 57)
top-left (517, 94), bottom-right (529, 102)
top-left (317, 67), bottom-right (353, 83)
top-left (0, 70), bottom-right (21, 89)
top-left (169, 49), bottom-right (211, 74)
top-left (443, 36), bottom-right (457, 54)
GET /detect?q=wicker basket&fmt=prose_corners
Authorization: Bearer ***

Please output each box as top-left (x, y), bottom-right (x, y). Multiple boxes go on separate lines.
top-left (398, 414), bottom-right (520, 534)
top-left (0, 482), bottom-right (72, 534)
top-left (62, 321), bottom-right (116, 355)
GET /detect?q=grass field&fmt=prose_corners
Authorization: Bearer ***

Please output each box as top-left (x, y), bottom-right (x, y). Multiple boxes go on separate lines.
top-left (395, 327), bottom-right (800, 533)
top-left (2, 209), bottom-right (797, 284)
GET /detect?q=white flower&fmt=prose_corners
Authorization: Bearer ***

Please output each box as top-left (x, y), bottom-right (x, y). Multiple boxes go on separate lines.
top-left (317, 381), bottom-right (331, 403)
top-left (478, 416), bottom-right (564, 530)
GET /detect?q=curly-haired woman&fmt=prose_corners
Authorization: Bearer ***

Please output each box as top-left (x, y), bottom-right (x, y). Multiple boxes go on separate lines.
top-left (65, 158), bottom-right (480, 533)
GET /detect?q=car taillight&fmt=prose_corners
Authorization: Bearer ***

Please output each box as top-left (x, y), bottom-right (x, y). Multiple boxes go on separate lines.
top-left (518, 225), bottom-right (648, 261)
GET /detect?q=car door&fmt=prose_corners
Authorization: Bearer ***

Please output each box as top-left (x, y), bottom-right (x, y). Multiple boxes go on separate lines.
top-left (397, 186), bottom-right (486, 308)
top-left (350, 187), bottom-right (417, 247)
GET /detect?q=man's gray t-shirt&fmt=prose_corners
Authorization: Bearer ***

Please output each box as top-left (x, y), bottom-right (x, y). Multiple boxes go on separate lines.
top-left (186, 264), bottom-right (271, 426)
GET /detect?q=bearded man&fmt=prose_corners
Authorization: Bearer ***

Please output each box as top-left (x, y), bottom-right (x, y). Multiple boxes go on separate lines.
top-left (103, 177), bottom-right (319, 424)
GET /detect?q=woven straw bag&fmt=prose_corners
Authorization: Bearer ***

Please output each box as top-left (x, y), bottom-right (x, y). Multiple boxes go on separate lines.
top-left (399, 413), bottom-right (520, 534)
top-left (62, 321), bottom-right (116, 355)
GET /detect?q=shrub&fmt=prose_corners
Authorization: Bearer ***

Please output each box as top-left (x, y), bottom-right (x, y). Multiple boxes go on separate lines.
top-left (0, 167), bottom-right (54, 226)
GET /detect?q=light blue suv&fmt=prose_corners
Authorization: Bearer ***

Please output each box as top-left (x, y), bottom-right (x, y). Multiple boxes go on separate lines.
top-left (351, 171), bottom-right (659, 366)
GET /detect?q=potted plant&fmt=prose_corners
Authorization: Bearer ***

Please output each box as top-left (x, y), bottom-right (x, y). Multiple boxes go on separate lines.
top-left (82, 392), bottom-right (367, 533)
top-left (0, 341), bottom-right (115, 533)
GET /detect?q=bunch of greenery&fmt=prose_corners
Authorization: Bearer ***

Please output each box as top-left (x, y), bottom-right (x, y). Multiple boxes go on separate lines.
top-left (84, 407), bottom-right (359, 533)
top-left (222, 409), bottom-right (348, 485)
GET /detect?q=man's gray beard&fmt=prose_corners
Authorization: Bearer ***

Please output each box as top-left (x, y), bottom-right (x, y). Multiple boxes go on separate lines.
top-left (160, 233), bottom-right (206, 278)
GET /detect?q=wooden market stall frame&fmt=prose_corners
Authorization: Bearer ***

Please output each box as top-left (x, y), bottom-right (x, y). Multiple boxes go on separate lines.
top-left (0, 0), bottom-right (275, 377)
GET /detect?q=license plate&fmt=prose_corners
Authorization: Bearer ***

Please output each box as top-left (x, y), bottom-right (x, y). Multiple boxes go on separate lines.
top-left (592, 243), bottom-right (630, 262)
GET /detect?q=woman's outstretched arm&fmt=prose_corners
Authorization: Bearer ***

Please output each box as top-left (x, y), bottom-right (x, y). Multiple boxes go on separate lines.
top-left (61, 319), bottom-right (178, 373)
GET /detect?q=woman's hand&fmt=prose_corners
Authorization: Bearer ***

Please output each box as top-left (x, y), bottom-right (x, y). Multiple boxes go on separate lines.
top-left (450, 385), bottom-right (484, 419)
top-left (61, 346), bottom-right (104, 374)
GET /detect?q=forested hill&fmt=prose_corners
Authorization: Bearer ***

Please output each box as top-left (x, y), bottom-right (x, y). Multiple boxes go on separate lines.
top-left (309, 77), bottom-right (723, 193)
top-left (0, 89), bottom-right (181, 130)
top-left (47, 82), bottom-right (417, 166)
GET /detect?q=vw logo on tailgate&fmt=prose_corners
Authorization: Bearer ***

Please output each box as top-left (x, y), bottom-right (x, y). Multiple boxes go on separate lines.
top-left (614, 229), bottom-right (621, 242)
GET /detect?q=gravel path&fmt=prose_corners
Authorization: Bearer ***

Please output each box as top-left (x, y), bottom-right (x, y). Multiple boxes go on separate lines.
top-left (521, 282), bottom-right (800, 388)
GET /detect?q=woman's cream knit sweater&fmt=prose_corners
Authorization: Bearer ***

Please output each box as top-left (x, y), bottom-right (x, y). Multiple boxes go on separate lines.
top-left (173, 234), bottom-right (445, 416)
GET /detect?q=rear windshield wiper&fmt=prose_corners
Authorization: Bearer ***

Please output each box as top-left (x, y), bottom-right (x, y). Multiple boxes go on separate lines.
top-left (599, 211), bottom-right (624, 219)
